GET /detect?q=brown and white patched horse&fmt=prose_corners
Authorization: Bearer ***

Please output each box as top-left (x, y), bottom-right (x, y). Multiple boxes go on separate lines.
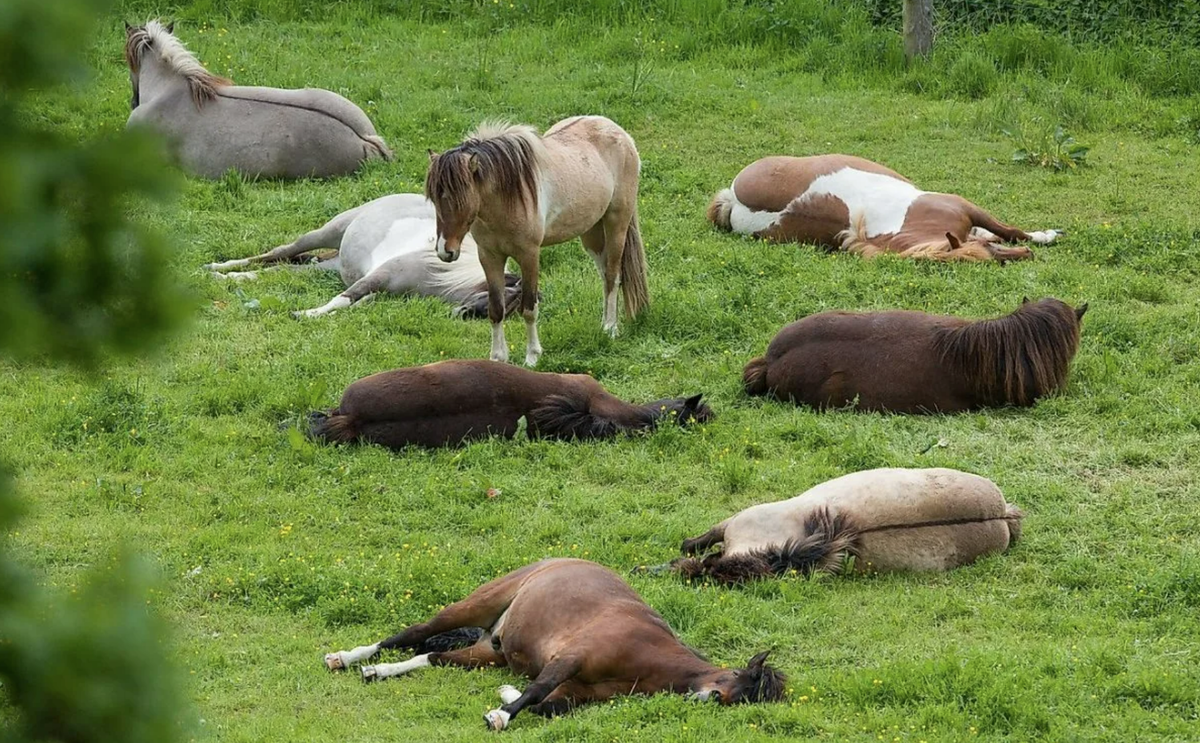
top-left (309, 359), bottom-right (712, 449)
top-left (708, 155), bottom-right (1060, 262)
top-left (324, 559), bottom-right (786, 730)
top-left (744, 298), bottom-right (1086, 413)
top-left (671, 468), bottom-right (1023, 584)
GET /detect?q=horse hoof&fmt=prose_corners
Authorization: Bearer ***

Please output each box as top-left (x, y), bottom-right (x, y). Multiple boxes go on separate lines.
top-left (361, 665), bottom-right (378, 683)
top-left (498, 684), bottom-right (521, 704)
top-left (324, 652), bottom-right (345, 671)
top-left (484, 709), bottom-right (510, 731)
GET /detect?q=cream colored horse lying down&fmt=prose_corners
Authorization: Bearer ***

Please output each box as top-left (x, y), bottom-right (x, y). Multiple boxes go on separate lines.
top-left (672, 468), bottom-right (1022, 583)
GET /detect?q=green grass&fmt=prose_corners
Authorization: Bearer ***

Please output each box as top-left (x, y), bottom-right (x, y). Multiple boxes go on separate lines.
top-left (6, 13), bottom-right (1200, 742)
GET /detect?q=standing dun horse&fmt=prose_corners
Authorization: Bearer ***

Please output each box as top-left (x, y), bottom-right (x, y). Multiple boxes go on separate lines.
top-left (309, 359), bottom-right (712, 449)
top-left (744, 297), bottom-right (1087, 413)
top-left (708, 155), bottom-right (1060, 262)
top-left (323, 559), bottom-right (786, 730)
top-left (124, 20), bottom-right (391, 179)
top-left (426, 116), bottom-right (649, 366)
top-left (204, 194), bottom-right (524, 318)
top-left (670, 468), bottom-right (1023, 584)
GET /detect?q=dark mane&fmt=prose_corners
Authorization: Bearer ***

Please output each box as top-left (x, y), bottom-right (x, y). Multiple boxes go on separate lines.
top-left (933, 298), bottom-right (1083, 407)
top-left (426, 122), bottom-right (542, 211)
top-left (736, 661), bottom-right (788, 704)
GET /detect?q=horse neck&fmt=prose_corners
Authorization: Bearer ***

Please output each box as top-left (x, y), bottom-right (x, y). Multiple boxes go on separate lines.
top-left (136, 55), bottom-right (190, 105)
top-left (587, 391), bottom-right (660, 429)
top-left (635, 639), bottom-right (723, 693)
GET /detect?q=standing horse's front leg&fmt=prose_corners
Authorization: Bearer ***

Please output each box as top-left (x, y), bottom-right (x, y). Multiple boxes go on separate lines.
top-left (478, 248), bottom-right (511, 363)
top-left (515, 251), bottom-right (542, 367)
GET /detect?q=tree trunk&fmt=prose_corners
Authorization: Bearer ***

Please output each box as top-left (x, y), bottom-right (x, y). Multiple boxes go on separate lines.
top-left (903, 0), bottom-right (934, 61)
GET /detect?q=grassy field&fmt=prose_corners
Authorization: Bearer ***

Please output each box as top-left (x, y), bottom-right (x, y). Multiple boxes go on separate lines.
top-left (6, 11), bottom-right (1200, 742)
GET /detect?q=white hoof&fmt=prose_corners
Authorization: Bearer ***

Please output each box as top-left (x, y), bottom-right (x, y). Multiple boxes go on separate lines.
top-left (325, 652), bottom-right (346, 671)
top-left (1030, 230), bottom-right (1060, 245)
top-left (361, 665), bottom-right (378, 683)
top-left (603, 323), bottom-right (619, 339)
top-left (484, 708), bottom-right (511, 731)
top-left (498, 685), bottom-right (521, 704)
top-left (490, 350), bottom-right (510, 364)
top-left (204, 258), bottom-right (251, 271)
top-left (524, 350), bottom-right (541, 367)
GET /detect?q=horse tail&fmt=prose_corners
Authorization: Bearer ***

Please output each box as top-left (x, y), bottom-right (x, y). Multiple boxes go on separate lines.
top-left (529, 394), bottom-right (621, 441)
top-left (743, 356), bottom-right (770, 396)
top-left (620, 210), bottom-right (650, 319)
top-left (673, 508), bottom-right (858, 585)
top-left (707, 188), bottom-right (735, 231)
top-left (308, 410), bottom-right (358, 443)
top-left (1004, 502), bottom-right (1024, 546)
top-left (415, 627), bottom-right (485, 653)
top-left (362, 134), bottom-right (394, 162)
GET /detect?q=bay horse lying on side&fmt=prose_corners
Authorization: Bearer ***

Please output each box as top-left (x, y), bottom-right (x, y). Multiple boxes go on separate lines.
top-left (323, 559), bottom-right (785, 730)
top-left (744, 297), bottom-right (1087, 413)
top-left (708, 155), bottom-right (1060, 262)
top-left (205, 194), bottom-right (523, 318)
top-left (125, 21), bottom-right (390, 179)
top-left (427, 116), bottom-right (649, 366)
top-left (672, 468), bottom-right (1022, 584)
top-left (309, 360), bottom-right (712, 449)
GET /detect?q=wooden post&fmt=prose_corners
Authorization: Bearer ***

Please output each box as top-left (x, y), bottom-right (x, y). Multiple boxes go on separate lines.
top-left (903, 0), bottom-right (934, 61)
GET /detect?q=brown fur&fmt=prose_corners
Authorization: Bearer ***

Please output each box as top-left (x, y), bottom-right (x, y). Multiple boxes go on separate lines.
top-left (326, 559), bottom-right (786, 729)
top-left (426, 122), bottom-right (541, 213)
top-left (744, 298), bottom-right (1086, 413)
top-left (309, 359), bottom-right (711, 449)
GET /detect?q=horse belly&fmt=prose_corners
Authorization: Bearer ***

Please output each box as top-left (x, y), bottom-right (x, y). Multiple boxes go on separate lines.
top-left (856, 520), bottom-right (1011, 572)
top-left (358, 411), bottom-right (521, 449)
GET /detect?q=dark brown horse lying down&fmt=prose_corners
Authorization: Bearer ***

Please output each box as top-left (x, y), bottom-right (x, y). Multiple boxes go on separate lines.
top-left (744, 297), bottom-right (1087, 413)
top-left (708, 155), bottom-right (1060, 262)
top-left (324, 559), bottom-right (785, 730)
top-left (674, 468), bottom-right (1022, 584)
top-left (310, 359), bottom-right (713, 448)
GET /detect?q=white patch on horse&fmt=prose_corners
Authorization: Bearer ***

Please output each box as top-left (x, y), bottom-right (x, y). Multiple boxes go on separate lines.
top-left (1029, 230), bottom-right (1059, 244)
top-left (491, 323), bottom-right (509, 363)
top-left (800, 167), bottom-right (925, 237)
top-left (484, 708), bottom-right (512, 731)
top-left (296, 294), bottom-right (352, 318)
top-left (361, 653), bottom-right (430, 681)
top-left (324, 642), bottom-right (380, 670)
top-left (498, 684), bottom-right (522, 704)
top-left (970, 227), bottom-right (999, 242)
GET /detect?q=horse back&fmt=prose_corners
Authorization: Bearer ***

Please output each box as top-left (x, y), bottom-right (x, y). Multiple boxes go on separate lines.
top-left (731, 155), bottom-right (911, 214)
top-left (217, 85), bottom-right (379, 135)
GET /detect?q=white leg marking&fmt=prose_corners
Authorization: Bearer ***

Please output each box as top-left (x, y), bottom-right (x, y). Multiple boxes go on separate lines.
top-left (970, 227), bottom-right (999, 242)
top-left (204, 257), bottom-right (252, 271)
top-left (362, 653), bottom-right (431, 681)
top-left (491, 323), bottom-right (509, 363)
top-left (484, 708), bottom-right (512, 731)
top-left (524, 307), bottom-right (542, 367)
top-left (498, 684), bottom-right (522, 704)
top-left (209, 270), bottom-right (259, 281)
top-left (1029, 230), bottom-right (1059, 245)
top-left (324, 642), bottom-right (380, 670)
top-left (294, 294), bottom-right (353, 319)
top-left (602, 286), bottom-right (620, 337)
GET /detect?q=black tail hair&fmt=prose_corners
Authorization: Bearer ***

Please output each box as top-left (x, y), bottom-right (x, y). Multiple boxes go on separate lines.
top-left (415, 627), bottom-right (485, 653)
top-left (743, 356), bottom-right (770, 396)
top-left (529, 394), bottom-right (647, 440)
top-left (673, 508), bottom-right (858, 585)
top-left (308, 410), bottom-right (358, 443)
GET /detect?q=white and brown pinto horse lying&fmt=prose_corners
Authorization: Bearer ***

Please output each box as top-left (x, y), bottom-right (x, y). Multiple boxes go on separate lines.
top-left (324, 559), bottom-right (786, 730)
top-left (708, 155), bottom-right (1060, 262)
top-left (672, 468), bottom-right (1022, 584)
top-left (309, 359), bottom-right (712, 449)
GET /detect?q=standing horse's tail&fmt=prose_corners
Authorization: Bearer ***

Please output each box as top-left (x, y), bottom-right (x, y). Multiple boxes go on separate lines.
top-left (308, 410), bottom-right (358, 443)
top-left (1004, 502), bottom-right (1024, 546)
top-left (363, 134), bottom-right (394, 162)
top-left (621, 210), bottom-right (650, 319)
top-left (707, 188), bottom-right (736, 231)
top-left (743, 356), bottom-right (771, 396)
top-left (672, 508), bottom-right (858, 585)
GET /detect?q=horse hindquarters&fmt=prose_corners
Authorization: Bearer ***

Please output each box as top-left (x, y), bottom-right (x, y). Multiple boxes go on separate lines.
top-left (855, 519), bottom-right (1013, 572)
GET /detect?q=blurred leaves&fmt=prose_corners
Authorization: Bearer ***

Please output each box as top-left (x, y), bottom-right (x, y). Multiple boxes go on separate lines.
top-left (0, 0), bottom-right (188, 740)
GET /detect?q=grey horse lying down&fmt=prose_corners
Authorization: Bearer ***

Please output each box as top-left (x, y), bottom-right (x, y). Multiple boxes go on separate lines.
top-left (125, 20), bottom-right (390, 179)
top-left (205, 194), bottom-right (523, 319)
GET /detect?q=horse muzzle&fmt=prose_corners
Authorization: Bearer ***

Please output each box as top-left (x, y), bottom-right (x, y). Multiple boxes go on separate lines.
top-left (436, 236), bottom-right (461, 263)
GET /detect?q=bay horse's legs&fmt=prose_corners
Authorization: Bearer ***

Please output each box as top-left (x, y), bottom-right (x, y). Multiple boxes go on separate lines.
top-left (484, 655), bottom-right (583, 731)
top-left (514, 251), bottom-right (542, 367)
top-left (362, 635), bottom-right (506, 682)
top-left (478, 248), bottom-right (510, 363)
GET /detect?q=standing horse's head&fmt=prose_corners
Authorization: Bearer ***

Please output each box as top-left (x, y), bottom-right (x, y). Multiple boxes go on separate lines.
top-left (691, 651), bottom-right (787, 705)
top-left (426, 148), bottom-right (482, 263)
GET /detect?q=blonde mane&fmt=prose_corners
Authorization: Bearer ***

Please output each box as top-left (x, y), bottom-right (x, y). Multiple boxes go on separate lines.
top-left (125, 20), bottom-right (231, 109)
top-left (835, 213), bottom-right (996, 262)
top-left (426, 121), bottom-right (547, 211)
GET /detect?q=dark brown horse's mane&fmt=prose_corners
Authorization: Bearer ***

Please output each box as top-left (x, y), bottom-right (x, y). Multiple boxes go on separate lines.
top-left (672, 508), bottom-right (859, 585)
top-left (735, 656), bottom-right (789, 704)
top-left (427, 122), bottom-right (542, 212)
top-left (933, 298), bottom-right (1084, 407)
top-left (124, 21), bottom-right (231, 108)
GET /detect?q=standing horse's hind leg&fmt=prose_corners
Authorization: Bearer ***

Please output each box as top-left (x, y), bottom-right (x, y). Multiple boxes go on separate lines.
top-left (601, 212), bottom-right (632, 337)
top-left (582, 221), bottom-right (621, 337)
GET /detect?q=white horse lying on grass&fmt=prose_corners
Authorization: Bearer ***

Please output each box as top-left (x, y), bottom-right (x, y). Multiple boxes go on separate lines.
top-left (205, 194), bottom-right (524, 319)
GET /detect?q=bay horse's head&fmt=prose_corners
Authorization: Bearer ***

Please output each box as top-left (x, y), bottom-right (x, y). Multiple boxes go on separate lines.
top-left (646, 394), bottom-right (715, 426)
top-left (691, 651), bottom-right (787, 705)
top-left (425, 122), bottom-right (542, 263)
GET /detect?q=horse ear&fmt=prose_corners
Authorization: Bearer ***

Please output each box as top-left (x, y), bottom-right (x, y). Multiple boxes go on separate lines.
top-left (427, 148), bottom-right (438, 161)
top-left (125, 20), bottom-right (133, 32)
top-left (166, 21), bottom-right (175, 33)
top-left (1075, 302), bottom-right (1089, 320)
top-left (1022, 296), bottom-right (1030, 305)
top-left (747, 650), bottom-right (770, 671)
top-left (684, 394), bottom-right (703, 409)
top-left (945, 232), bottom-right (962, 250)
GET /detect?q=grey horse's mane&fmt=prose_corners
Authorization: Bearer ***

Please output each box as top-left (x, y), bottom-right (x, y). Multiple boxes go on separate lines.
top-left (427, 121), bottom-right (545, 211)
top-left (125, 20), bottom-right (231, 109)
